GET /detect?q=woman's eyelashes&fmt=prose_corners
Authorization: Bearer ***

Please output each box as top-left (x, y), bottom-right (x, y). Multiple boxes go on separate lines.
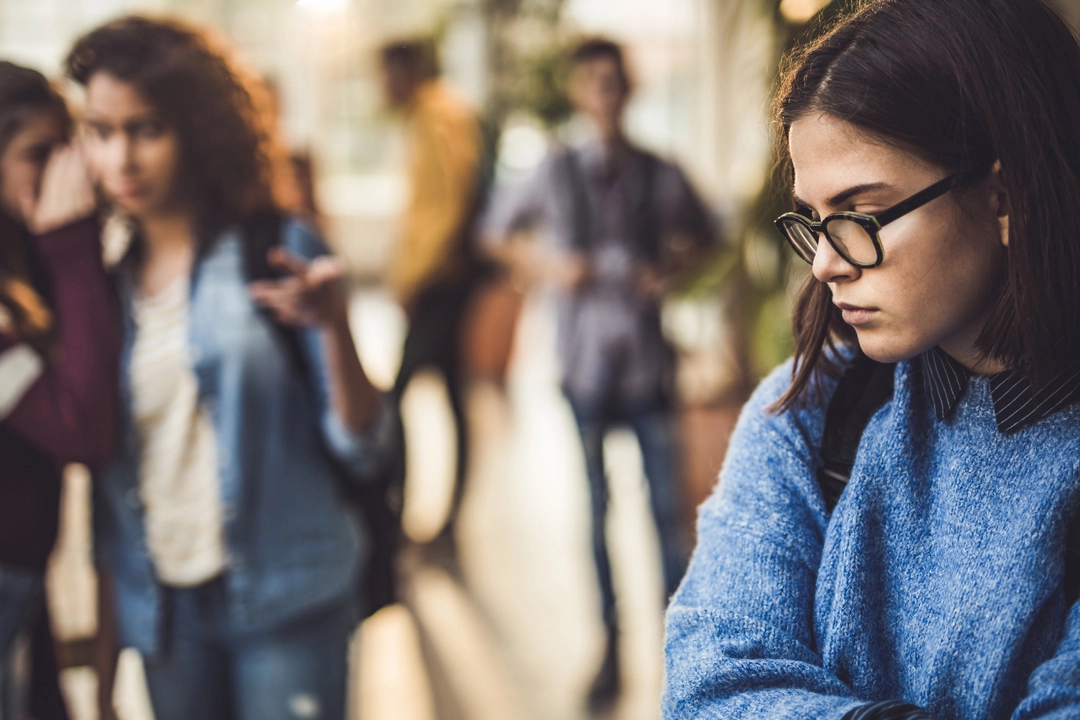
top-left (85, 122), bottom-right (111, 141)
top-left (23, 142), bottom-right (54, 165)
top-left (84, 119), bottom-right (166, 141)
top-left (795, 199), bottom-right (889, 219)
top-left (132, 120), bottom-right (165, 139)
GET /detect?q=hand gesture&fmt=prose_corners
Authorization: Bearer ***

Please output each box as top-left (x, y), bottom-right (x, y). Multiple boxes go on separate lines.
top-left (548, 252), bottom-right (593, 291)
top-left (21, 144), bottom-right (96, 235)
top-left (634, 264), bottom-right (670, 301)
top-left (248, 248), bottom-right (350, 328)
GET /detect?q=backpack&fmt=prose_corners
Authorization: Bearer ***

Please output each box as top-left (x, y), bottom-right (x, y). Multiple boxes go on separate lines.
top-left (241, 213), bottom-right (406, 618)
top-left (819, 352), bottom-right (1080, 607)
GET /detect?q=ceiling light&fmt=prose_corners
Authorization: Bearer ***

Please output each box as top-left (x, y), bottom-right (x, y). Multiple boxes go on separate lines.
top-left (296, 0), bottom-right (347, 10)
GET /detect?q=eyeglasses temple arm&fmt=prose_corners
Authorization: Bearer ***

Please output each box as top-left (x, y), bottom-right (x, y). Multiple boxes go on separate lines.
top-left (875, 166), bottom-right (990, 227)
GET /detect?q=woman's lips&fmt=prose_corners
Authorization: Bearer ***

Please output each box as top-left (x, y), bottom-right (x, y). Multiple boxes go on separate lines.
top-left (835, 303), bottom-right (878, 326)
top-left (110, 184), bottom-right (147, 203)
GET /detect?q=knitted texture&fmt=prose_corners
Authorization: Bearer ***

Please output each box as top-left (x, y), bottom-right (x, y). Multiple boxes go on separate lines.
top-left (663, 359), bottom-right (1080, 719)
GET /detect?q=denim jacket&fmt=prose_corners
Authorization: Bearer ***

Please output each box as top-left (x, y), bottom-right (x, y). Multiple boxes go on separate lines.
top-left (95, 219), bottom-right (391, 656)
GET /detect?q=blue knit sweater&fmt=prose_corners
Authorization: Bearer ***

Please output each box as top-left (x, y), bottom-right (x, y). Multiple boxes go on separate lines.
top-left (664, 358), bottom-right (1080, 719)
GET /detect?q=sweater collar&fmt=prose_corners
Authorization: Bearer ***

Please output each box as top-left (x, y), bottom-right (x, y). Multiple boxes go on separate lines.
top-left (920, 347), bottom-right (1080, 433)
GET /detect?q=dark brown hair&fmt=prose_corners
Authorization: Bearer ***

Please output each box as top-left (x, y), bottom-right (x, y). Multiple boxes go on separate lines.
top-left (0, 61), bottom-right (70, 354)
top-left (773, 0), bottom-right (1080, 411)
top-left (569, 37), bottom-right (631, 92)
top-left (380, 38), bottom-right (440, 82)
top-left (64, 15), bottom-right (288, 238)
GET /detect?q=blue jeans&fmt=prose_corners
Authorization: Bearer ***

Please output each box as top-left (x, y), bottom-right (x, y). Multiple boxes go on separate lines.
top-left (0, 565), bottom-right (42, 720)
top-left (569, 399), bottom-right (688, 631)
top-left (143, 577), bottom-right (356, 720)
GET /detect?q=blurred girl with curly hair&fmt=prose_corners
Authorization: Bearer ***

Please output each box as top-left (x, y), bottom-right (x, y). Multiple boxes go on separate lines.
top-left (66, 16), bottom-right (389, 720)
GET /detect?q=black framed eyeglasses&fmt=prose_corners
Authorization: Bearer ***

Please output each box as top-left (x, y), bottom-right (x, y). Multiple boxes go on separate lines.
top-left (774, 166), bottom-right (989, 269)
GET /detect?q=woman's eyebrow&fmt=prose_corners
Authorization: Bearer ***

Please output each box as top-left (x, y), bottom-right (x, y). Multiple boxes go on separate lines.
top-left (83, 112), bottom-right (159, 126)
top-left (793, 181), bottom-right (895, 211)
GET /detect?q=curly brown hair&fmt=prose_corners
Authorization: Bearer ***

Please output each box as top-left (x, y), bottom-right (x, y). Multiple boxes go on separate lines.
top-left (65, 15), bottom-right (288, 234)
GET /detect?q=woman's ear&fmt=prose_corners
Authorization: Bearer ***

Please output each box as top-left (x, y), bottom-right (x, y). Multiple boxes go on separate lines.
top-left (989, 159), bottom-right (1009, 248)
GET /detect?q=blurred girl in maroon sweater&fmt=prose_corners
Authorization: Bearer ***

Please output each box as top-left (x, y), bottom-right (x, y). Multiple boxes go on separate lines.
top-left (0, 61), bottom-right (118, 720)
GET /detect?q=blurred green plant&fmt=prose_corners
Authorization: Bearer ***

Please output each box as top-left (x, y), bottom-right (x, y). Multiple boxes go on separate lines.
top-left (517, 41), bottom-right (574, 128)
top-left (642, 0), bottom-right (857, 404)
top-left (477, 0), bottom-right (569, 128)
top-left (665, 0), bottom-right (855, 400)
top-left (672, 174), bottom-right (798, 399)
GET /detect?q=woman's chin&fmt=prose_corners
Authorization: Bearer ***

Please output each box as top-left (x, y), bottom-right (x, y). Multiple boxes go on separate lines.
top-left (854, 332), bottom-right (924, 365)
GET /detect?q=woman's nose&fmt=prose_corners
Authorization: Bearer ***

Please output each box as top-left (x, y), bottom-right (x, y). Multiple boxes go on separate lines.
top-left (105, 134), bottom-right (134, 172)
top-left (812, 234), bottom-right (860, 284)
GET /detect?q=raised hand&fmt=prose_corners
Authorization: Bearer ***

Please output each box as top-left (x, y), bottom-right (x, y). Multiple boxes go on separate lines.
top-left (21, 144), bottom-right (97, 235)
top-left (248, 247), bottom-right (350, 328)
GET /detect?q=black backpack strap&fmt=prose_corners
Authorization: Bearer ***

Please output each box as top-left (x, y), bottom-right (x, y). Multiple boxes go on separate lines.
top-left (634, 151), bottom-right (662, 262)
top-left (241, 212), bottom-right (310, 383)
top-left (561, 147), bottom-right (664, 262)
top-left (561, 149), bottom-right (592, 253)
top-left (240, 211), bottom-right (281, 285)
top-left (818, 353), bottom-right (896, 513)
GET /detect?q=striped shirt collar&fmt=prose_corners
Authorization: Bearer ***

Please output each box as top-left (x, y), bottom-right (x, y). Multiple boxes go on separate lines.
top-left (921, 347), bottom-right (1080, 433)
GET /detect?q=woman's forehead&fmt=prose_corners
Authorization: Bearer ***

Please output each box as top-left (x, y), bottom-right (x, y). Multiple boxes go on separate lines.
top-left (789, 112), bottom-right (938, 207)
top-left (83, 72), bottom-right (157, 122)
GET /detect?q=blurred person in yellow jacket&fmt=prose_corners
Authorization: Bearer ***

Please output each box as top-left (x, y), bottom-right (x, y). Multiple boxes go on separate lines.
top-left (380, 39), bottom-right (483, 557)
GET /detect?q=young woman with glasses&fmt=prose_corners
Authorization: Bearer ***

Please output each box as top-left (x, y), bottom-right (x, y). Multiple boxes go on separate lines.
top-left (64, 17), bottom-right (390, 720)
top-left (664, 1), bottom-right (1080, 718)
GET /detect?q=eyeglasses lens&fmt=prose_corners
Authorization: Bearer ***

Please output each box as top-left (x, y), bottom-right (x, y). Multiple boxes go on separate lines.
top-left (824, 217), bottom-right (878, 265)
top-left (779, 217), bottom-right (817, 264)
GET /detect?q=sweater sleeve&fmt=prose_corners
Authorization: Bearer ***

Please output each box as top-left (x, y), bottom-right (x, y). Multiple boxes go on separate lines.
top-left (481, 152), bottom-right (556, 247)
top-left (1, 217), bottom-right (120, 466)
top-left (1009, 599), bottom-right (1080, 718)
top-left (663, 362), bottom-right (874, 719)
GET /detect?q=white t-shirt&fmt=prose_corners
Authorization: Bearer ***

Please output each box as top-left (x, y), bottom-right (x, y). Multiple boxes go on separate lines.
top-left (130, 277), bottom-right (226, 587)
